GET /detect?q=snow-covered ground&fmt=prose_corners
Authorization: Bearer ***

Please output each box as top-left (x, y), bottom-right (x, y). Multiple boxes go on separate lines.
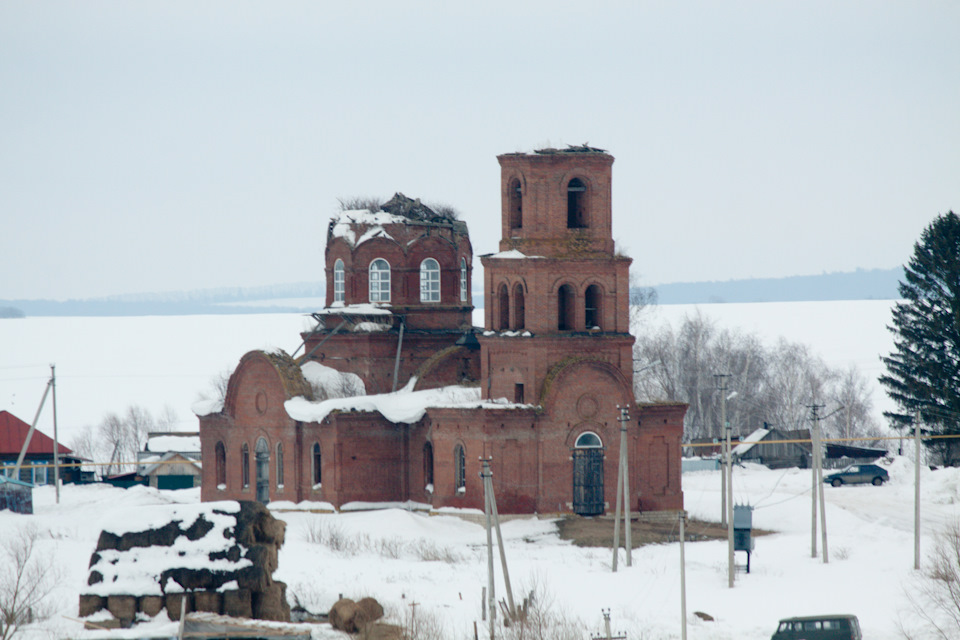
top-left (0, 300), bottom-right (897, 446)
top-left (4, 456), bottom-right (957, 639)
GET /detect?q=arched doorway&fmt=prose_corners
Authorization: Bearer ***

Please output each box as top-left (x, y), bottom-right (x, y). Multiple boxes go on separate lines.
top-left (572, 431), bottom-right (604, 516)
top-left (255, 437), bottom-right (270, 504)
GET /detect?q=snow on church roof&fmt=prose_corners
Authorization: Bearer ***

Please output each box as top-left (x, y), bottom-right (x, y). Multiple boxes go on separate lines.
top-left (284, 380), bottom-right (530, 426)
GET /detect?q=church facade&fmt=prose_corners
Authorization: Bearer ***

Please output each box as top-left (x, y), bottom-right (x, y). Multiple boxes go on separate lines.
top-left (198, 147), bottom-right (685, 515)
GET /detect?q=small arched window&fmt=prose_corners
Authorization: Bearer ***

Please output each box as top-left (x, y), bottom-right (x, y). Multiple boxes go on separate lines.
top-left (454, 444), bottom-right (466, 493)
top-left (276, 442), bottom-right (284, 488)
top-left (508, 178), bottom-right (522, 229)
top-left (558, 284), bottom-right (575, 330)
top-left (460, 257), bottom-right (468, 303)
top-left (420, 258), bottom-right (440, 303)
top-left (498, 284), bottom-right (509, 330)
top-left (312, 443), bottom-right (322, 487)
top-left (241, 443), bottom-right (250, 488)
top-left (513, 283), bottom-right (525, 330)
top-left (215, 441), bottom-right (226, 487)
top-left (567, 178), bottom-right (587, 229)
top-left (369, 259), bottom-right (391, 302)
top-left (333, 259), bottom-right (345, 303)
top-left (585, 284), bottom-right (602, 330)
top-left (575, 432), bottom-right (603, 448)
top-left (424, 442), bottom-right (434, 488)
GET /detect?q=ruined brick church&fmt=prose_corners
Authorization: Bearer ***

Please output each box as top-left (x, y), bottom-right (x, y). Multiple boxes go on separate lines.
top-left (198, 147), bottom-right (685, 514)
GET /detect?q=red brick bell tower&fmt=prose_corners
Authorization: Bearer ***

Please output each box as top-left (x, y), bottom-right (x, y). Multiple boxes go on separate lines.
top-left (478, 147), bottom-right (635, 405)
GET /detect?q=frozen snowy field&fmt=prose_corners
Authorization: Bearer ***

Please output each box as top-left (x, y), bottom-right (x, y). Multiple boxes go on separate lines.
top-left (0, 300), bottom-right (898, 446)
top-left (4, 457), bottom-right (958, 640)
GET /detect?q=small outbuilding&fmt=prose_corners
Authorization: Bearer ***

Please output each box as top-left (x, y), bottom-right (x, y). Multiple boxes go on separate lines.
top-left (0, 475), bottom-right (34, 514)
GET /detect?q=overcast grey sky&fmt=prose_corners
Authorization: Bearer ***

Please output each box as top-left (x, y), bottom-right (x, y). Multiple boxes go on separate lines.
top-left (2, 1), bottom-right (957, 300)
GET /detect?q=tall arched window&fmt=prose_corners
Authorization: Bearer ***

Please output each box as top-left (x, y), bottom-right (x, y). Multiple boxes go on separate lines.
top-left (423, 442), bottom-right (434, 488)
top-left (333, 259), bottom-right (345, 303)
top-left (460, 257), bottom-right (468, 302)
top-left (558, 284), bottom-right (575, 330)
top-left (276, 442), bottom-right (284, 488)
top-left (585, 284), bottom-right (602, 329)
top-left (420, 258), bottom-right (440, 302)
top-left (369, 258), bottom-right (391, 302)
top-left (241, 443), bottom-right (250, 489)
top-left (508, 178), bottom-right (522, 229)
top-left (498, 284), bottom-right (509, 330)
top-left (567, 178), bottom-right (587, 228)
top-left (454, 444), bottom-right (466, 493)
top-left (513, 283), bottom-right (525, 330)
top-left (215, 441), bottom-right (226, 487)
top-left (312, 443), bottom-right (322, 487)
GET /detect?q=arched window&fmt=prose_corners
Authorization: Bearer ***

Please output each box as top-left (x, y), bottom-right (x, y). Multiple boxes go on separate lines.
top-left (567, 178), bottom-right (587, 228)
top-left (454, 444), bottom-right (466, 493)
top-left (498, 284), bottom-right (509, 330)
top-left (508, 178), bottom-right (522, 229)
top-left (333, 259), bottom-right (345, 303)
top-left (420, 258), bottom-right (440, 302)
top-left (585, 284), bottom-right (602, 330)
top-left (513, 283), bottom-right (525, 330)
top-left (369, 258), bottom-right (391, 303)
top-left (215, 441), bottom-right (226, 487)
top-left (558, 284), bottom-right (575, 330)
top-left (460, 257), bottom-right (468, 303)
top-left (241, 443), bottom-right (250, 489)
top-left (423, 442), bottom-right (434, 488)
top-left (276, 442), bottom-right (284, 488)
top-left (312, 443), bottom-right (322, 487)
top-left (575, 432), bottom-right (603, 448)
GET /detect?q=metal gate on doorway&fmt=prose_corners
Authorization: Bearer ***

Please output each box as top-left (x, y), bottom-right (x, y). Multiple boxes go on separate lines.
top-left (572, 432), bottom-right (604, 516)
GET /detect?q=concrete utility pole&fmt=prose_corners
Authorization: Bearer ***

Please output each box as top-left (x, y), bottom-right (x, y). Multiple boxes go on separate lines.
top-left (679, 510), bottom-right (688, 640)
top-left (915, 410), bottom-right (922, 570)
top-left (480, 457), bottom-right (516, 636)
top-left (612, 406), bottom-right (632, 571)
top-left (809, 403), bottom-right (822, 559)
top-left (715, 374), bottom-right (730, 527)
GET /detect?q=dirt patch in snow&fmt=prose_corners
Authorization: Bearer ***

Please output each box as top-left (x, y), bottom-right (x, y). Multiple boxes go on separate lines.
top-left (556, 516), bottom-right (772, 548)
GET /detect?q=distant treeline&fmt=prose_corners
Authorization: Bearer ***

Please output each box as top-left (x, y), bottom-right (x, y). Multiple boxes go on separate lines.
top-left (1, 268), bottom-right (904, 317)
top-left (649, 267), bottom-right (903, 304)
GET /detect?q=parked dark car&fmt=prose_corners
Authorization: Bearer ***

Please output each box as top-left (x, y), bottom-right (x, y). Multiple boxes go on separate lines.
top-left (771, 614), bottom-right (861, 640)
top-left (824, 464), bottom-right (888, 487)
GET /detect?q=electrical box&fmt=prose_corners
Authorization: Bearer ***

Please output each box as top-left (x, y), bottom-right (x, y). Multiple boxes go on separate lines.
top-left (733, 504), bottom-right (755, 573)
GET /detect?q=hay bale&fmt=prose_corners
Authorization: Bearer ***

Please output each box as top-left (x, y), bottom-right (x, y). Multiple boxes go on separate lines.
top-left (164, 593), bottom-right (193, 621)
top-left (78, 594), bottom-right (105, 617)
top-left (355, 597), bottom-right (385, 629)
top-left (194, 591), bottom-right (222, 614)
top-left (223, 589), bottom-right (253, 618)
top-left (328, 598), bottom-right (359, 632)
top-left (363, 623), bottom-right (404, 640)
top-left (139, 596), bottom-right (164, 617)
top-left (107, 595), bottom-right (137, 623)
top-left (252, 582), bottom-right (289, 622)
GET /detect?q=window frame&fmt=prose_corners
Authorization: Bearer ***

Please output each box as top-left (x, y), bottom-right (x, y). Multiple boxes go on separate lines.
top-left (420, 258), bottom-right (441, 303)
top-left (333, 259), bottom-right (345, 303)
top-left (369, 258), bottom-right (391, 303)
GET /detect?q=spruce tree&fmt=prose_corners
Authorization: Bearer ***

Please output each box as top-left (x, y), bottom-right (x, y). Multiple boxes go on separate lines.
top-left (880, 211), bottom-right (960, 465)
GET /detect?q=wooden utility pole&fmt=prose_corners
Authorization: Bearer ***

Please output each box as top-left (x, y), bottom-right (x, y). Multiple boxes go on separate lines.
top-left (51, 364), bottom-right (60, 503)
top-left (612, 406), bottom-right (632, 571)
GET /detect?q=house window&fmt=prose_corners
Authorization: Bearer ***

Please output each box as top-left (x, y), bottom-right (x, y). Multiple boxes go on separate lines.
top-left (276, 442), bottom-right (284, 488)
top-left (420, 258), bottom-right (440, 302)
top-left (513, 283), bottom-right (525, 330)
top-left (558, 284), bottom-right (575, 330)
top-left (508, 178), bottom-right (522, 229)
top-left (369, 258), bottom-right (391, 303)
top-left (567, 178), bottom-right (587, 228)
top-left (241, 443), bottom-right (250, 489)
top-left (312, 443), bottom-right (322, 487)
top-left (454, 444), bottom-right (466, 494)
top-left (334, 259), bottom-right (345, 303)
top-left (423, 442), bottom-right (434, 488)
top-left (215, 441), bottom-right (226, 487)
top-left (585, 284), bottom-right (602, 329)
top-left (498, 284), bottom-right (509, 330)
top-left (460, 257), bottom-right (468, 302)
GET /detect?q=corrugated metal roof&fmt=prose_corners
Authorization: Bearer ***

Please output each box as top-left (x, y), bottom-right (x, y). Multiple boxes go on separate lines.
top-left (0, 410), bottom-right (74, 456)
